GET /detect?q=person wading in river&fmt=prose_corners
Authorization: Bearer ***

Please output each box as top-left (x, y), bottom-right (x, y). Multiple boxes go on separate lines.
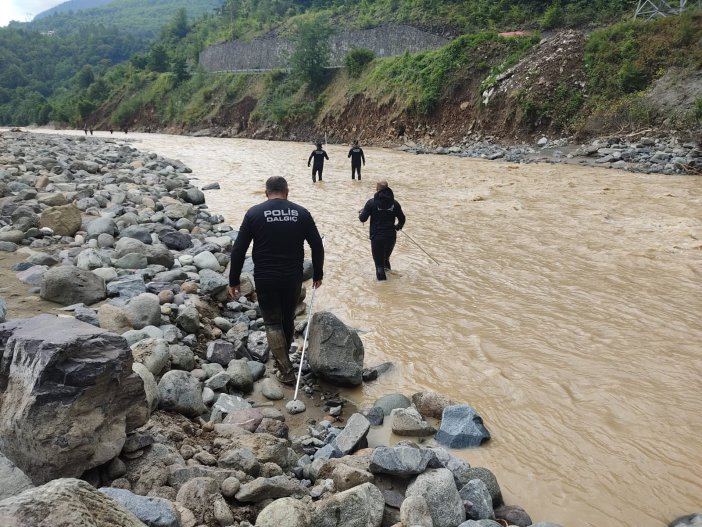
top-left (228, 176), bottom-right (324, 384)
top-left (307, 142), bottom-right (329, 183)
top-left (359, 180), bottom-right (406, 280)
top-left (348, 140), bottom-right (365, 180)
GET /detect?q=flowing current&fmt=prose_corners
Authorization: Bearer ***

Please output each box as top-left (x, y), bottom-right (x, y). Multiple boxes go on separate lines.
top-left (45, 131), bottom-right (702, 526)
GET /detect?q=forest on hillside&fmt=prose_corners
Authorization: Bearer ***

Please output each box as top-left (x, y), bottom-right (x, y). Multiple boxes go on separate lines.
top-left (1, 0), bottom-right (700, 143)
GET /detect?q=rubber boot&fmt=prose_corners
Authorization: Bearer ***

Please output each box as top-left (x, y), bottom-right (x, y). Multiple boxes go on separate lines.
top-left (266, 327), bottom-right (295, 384)
top-left (384, 259), bottom-right (391, 271)
top-left (376, 266), bottom-right (387, 281)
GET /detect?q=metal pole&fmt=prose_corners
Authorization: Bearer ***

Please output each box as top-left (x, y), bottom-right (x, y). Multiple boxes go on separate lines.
top-left (401, 230), bottom-right (440, 265)
top-left (293, 286), bottom-right (317, 401)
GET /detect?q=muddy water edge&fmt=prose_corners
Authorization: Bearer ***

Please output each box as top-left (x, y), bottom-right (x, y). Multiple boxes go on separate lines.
top-left (32, 130), bottom-right (702, 527)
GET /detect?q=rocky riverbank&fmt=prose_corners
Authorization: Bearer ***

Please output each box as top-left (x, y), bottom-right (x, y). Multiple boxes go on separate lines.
top-left (0, 130), bottom-right (697, 527)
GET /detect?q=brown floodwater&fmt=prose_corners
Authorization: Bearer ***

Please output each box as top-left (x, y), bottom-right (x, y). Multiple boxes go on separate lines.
top-left (34, 130), bottom-right (702, 527)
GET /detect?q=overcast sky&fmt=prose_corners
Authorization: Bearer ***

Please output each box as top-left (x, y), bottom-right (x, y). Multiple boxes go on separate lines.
top-left (1, 0), bottom-right (66, 27)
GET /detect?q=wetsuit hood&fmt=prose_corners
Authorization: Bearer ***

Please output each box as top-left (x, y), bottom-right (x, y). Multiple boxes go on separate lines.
top-left (374, 187), bottom-right (394, 209)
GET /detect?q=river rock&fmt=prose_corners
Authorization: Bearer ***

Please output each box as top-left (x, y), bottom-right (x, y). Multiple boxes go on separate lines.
top-left (125, 293), bottom-right (162, 329)
top-left (334, 413), bottom-right (370, 455)
top-left (158, 370), bottom-right (206, 417)
top-left (40, 265), bottom-right (106, 306)
top-left (435, 404), bottom-right (491, 448)
top-left (86, 217), bottom-right (117, 238)
top-left (0, 298), bottom-right (5, 323)
top-left (16, 265), bottom-right (48, 286)
top-left (132, 362), bottom-right (159, 412)
top-left (131, 338), bottom-right (170, 376)
top-left (227, 357), bottom-right (254, 392)
top-left (494, 505), bottom-right (532, 527)
top-left (307, 311), bottom-right (364, 386)
top-left (107, 274), bottom-right (146, 299)
top-left (260, 378), bottom-right (284, 400)
top-left (256, 497), bottom-right (311, 527)
top-left (158, 230), bottom-right (192, 250)
top-left (0, 452), bottom-right (33, 500)
top-left (369, 445), bottom-right (434, 476)
top-left (39, 204), bottom-right (82, 236)
top-left (207, 339), bottom-right (244, 365)
top-left (400, 495), bottom-right (433, 527)
top-left (175, 476), bottom-right (221, 524)
top-left (246, 330), bottom-right (269, 362)
top-left (176, 305), bottom-right (199, 334)
top-left (286, 399), bottom-right (306, 415)
top-left (97, 303), bottom-right (132, 333)
top-left (113, 253), bottom-right (149, 269)
top-left (0, 241), bottom-right (18, 252)
top-left (100, 487), bottom-right (180, 527)
top-left (218, 447), bottom-right (261, 475)
top-left (457, 467), bottom-right (503, 506)
top-left (373, 393), bottom-right (411, 415)
top-left (169, 344), bottom-right (195, 371)
top-left (311, 482), bottom-right (384, 527)
top-left (235, 475), bottom-right (306, 502)
top-left (198, 268), bottom-right (228, 295)
top-left (0, 478), bottom-right (148, 527)
top-left (119, 225), bottom-right (152, 244)
top-left (193, 250), bottom-right (220, 271)
top-left (76, 248), bottom-right (109, 270)
top-left (0, 315), bottom-right (147, 483)
top-left (0, 230), bottom-right (25, 243)
top-left (460, 479), bottom-right (495, 520)
top-left (406, 468), bottom-right (466, 527)
top-left (670, 515), bottom-right (702, 527)
top-left (412, 390), bottom-right (455, 419)
top-left (391, 406), bottom-right (436, 436)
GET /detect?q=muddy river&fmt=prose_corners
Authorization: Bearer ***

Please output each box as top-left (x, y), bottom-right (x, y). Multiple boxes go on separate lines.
top-left (37, 130), bottom-right (702, 527)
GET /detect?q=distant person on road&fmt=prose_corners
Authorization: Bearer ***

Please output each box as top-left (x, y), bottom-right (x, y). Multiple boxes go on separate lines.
top-left (348, 140), bottom-right (365, 180)
top-left (307, 142), bottom-right (329, 183)
top-left (359, 180), bottom-right (405, 280)
top-left (228, 176), bottom-right (324, 384)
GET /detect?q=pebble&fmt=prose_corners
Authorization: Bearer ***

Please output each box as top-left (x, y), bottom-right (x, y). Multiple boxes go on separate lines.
top-left (286, 400), bottom-right (306, 415)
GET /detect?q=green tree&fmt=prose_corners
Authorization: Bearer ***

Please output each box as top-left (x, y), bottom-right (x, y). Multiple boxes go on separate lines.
top-left (345, 48), bottom-right (375, 78)
top-left (148, 44), bottom-right (170, 73)
top-left (290, 15), bottom-right (333, 87)
top-left (172, 56), bottom-right (190, 83)
top-left (166, 8), bottom-right (189, 41)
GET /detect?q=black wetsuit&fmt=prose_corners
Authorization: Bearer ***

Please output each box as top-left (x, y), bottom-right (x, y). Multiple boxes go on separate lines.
top-left (359, 187), bottom-right (406, 280)
top-left (308, 148), bottom-right (329, 182)
top-left (348, 146), bottom-right (365, 180)
top-left (229, 198), bottom-right (324, 371)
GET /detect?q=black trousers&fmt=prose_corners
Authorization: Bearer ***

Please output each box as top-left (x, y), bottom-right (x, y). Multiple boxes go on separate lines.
top-left (371, 234), bottom-right (396, 270)
top-left (351, 164), bottom-right (362, 180)
top-left (312, 165), bottom-right (323, 182)
top-left (255, 279), bottom-right (302, 352)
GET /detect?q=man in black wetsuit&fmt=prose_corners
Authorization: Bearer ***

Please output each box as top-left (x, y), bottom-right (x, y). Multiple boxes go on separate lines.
top-left (348, 140), bottom-right (365, 180)
top-left (359, 180), bottom-right (406, 280)
top-left (229, 176), bottom-right (324, 384)
top-left (307, 142), bottom-right (329, 183)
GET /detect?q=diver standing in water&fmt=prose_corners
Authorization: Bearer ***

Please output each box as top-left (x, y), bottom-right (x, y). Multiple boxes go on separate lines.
top-left (359, 180), bottom-right (406, 280)
top-left (348, 140), bottom-right (365, 180)
top-left (307, 142), bottom-right (329, 183)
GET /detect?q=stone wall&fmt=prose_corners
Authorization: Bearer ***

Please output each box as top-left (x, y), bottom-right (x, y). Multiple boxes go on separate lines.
top-left (199, 25), bottom-right (449, 72)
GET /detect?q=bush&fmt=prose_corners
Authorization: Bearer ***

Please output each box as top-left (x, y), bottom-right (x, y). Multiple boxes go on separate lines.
top-left (345, 48), bottom-right (375, 78)
top-left (541, 2), bottom-right (563, 30)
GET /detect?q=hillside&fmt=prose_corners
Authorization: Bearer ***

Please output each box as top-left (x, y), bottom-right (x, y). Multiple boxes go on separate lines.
top-left (14, 0), bottom-right (224, 37)
top-left (88, 8), bottom-right (702, 147)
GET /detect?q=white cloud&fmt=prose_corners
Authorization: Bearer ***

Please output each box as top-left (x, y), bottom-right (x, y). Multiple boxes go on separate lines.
top-left (0, 1), bottom-right (67, 28)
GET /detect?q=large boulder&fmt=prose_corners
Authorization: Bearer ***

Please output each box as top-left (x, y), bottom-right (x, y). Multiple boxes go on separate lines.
top-left (100, 487), bottom-right (180, 527)
top-left (0, 478), bottom-right (147, 527)
top-left (0, 452), bottom-right (33, 500)
top-left (334, 413), bottom-right (370, 455)
top-left (369, 445), bottom-right (435, 477)
top-left (256, 497), bottom-right (311, 527)
top-left (311, 482), bottom-right (384, 527)
top-left (0, 315), bottom-right (148, 484)
top-left (125, 293), bottom-right (162, 330)
top-left (158, 370), bottom-right (206, 418)
top-left (39, 204), bottom-right (82, 236)
top-left (40, 265), bottom-right (106, 306)
top-left (406, 468), bottom-right (465, 527)
top-left (308, 311), bottom-right (364, 386)
top-left (435, 404), bottom-right (491, 448)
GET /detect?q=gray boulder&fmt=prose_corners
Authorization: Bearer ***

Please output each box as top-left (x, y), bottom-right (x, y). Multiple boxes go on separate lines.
top-left (334, 413), bottom-right (370, 455)
top-left (369, 445), bottom-right (434, 476)
top-left (308, 311), bottom-right (364, 386)
top-left (0, 452), bottom-right (33, 500)
top-left (406, 469), bottom-right (465, 527)
top-left (126, 293), bottom-right (162, 330)
top-left (207, 339), bottom-right (248, 365)
top-left (158, 230), bottom-right (192, 250)
top-left (87, 217), bottom-right (117, 238)
top-left (100, 487), bottom-right (180, 527)
top-left (198, 269), bottom-right (228, 296)
top-left (0, 315), bottom-right (147, 483)
top-left (246, 330), bottom-right (269, 362)
top-left (40, 265), bottom-right (106, 306)
top-left (176, 306), bottom-right (199, 334)
top-left (227, 358), bottom-right (254, 393)
top-left (311, 482), bottom-right (384, 527)
top-left (391, 406), bottom-right (436, 436)
top-left (494, 505), bottom-right (532, 527)
top-left (256, 497), bottom-right (311, 527)
top-left (458, 467), bottom-right (502, 507)
top-left (235, 475), bottom-right (306, 502)
top-left (374, 393), bottom-right (411, 415)
top-left (435, 404), bottom-right (490, 448)
top-left (175, 476), bottom-right (220, 524)
top-left (0, 478), bottom-right (147, 527)
top-left (460, 479), bottom-right (495, 520)
top-left (400, 495), bottom-right (433, 527)
top-left (107, 274), bottom-right (146, 299)
top-left (131, 338), bottom-right (170, 376)
top-left (158, 370), bottom-right (206, 417)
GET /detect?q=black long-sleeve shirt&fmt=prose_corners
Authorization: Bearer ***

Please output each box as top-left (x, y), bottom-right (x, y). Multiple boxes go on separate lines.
top-left (359, 187), bottom-right (406, 239)
top-left (229, 198), bottom-right (324, 285)
top-left (348, 146), bottom-right (365, 166)
top-left (308, 148), bottom-right (329, 168)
